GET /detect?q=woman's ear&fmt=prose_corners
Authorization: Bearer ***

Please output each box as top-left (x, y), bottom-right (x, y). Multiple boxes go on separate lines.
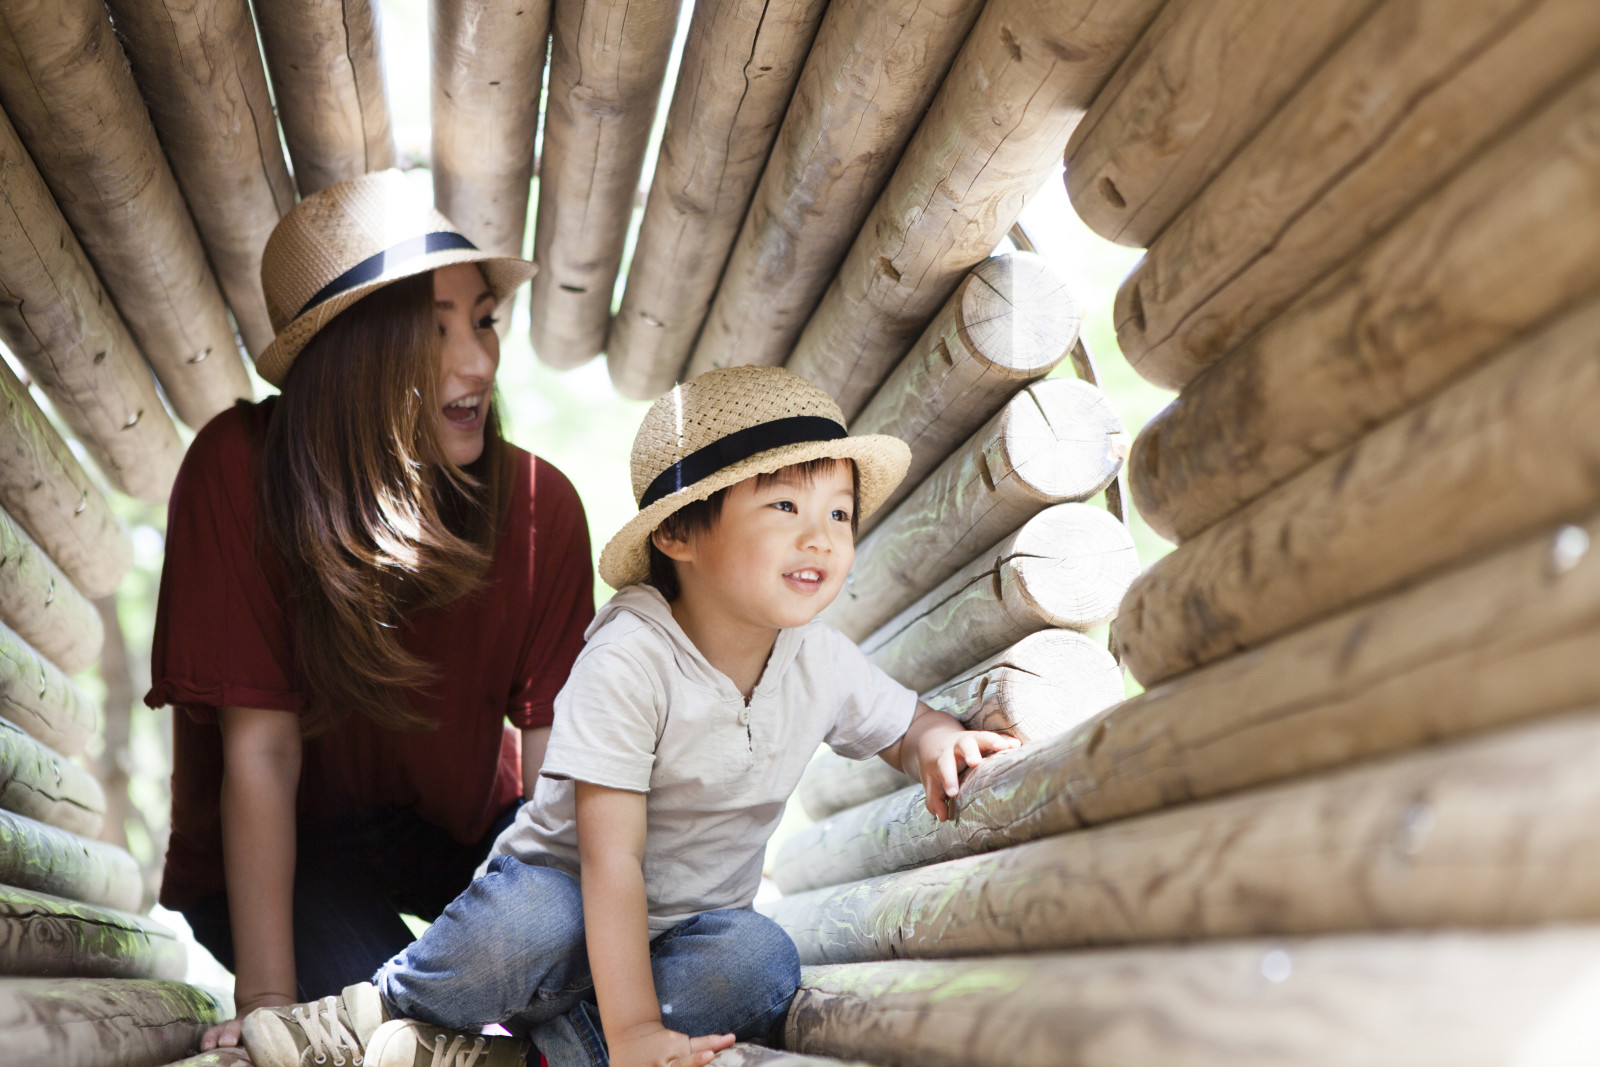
top-left (651, 525), bottom-right (695, 564)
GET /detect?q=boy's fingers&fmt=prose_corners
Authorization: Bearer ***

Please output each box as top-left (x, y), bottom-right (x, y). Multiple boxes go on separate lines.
top-left (936, 746), bottom-right (960, 797)
top-left (688, 1033), bottom-right (736, 1053)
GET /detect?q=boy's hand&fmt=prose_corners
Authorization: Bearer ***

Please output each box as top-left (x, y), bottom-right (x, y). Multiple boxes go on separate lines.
top-left (610, 1021), bottom-right (734, 1067)
top-left (880, 703), bottom-right (1022, 821)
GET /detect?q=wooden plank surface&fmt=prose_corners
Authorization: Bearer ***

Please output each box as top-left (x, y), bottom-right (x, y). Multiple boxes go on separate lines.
top-left (0, 619), bottom-right (98, 759)
top-left (0, 506), bottom-right (102, 676)
top-left (0, 885), bottom-right (184, 980)
top-left (0, 978), bottom-right (223, 1067)
top-left (0, 809), bottom-right (142, 912)
top-left (0, 717), bottom-right (102, 838)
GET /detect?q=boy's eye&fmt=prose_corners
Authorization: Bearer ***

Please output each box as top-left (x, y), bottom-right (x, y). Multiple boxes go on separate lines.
top-left (831, 508), bottom-right (851, 522)
top-left (771, 500), bottom-right (797, 513)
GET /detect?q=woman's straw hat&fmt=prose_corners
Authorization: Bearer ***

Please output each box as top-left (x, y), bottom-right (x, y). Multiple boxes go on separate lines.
top-left (255, 169), bottom-right (537, 386)
top-left (600, 366), bottom-right (911, 589)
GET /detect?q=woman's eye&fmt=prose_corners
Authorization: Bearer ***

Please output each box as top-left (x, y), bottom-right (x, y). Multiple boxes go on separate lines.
top-left (476, 315), bottom-right (499, 330)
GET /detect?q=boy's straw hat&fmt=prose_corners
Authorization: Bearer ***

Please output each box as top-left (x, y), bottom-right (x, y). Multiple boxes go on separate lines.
top-left (600, 366), bottom-right (911, 589)
top-left (255, 169), bottom-right (537, 386)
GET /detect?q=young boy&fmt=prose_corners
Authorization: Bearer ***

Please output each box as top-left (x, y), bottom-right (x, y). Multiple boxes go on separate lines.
top-left (242, 366), bottom-right (1018, 1067)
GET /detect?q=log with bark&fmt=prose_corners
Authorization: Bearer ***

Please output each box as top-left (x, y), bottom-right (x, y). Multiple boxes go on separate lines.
top-left (0, 809), bottom-right (142, 912)
top-left (783, 0), bottom-right (1166, 420)
top-left (1062, 0), bottom-right (1379, 248)
top-left (0, 717), bottom-right (102, 838)
top-left (712, 1047), bottom-right (871, 1067)
top-left (0, 0), bottom-right (253, 430)
top-left (154, 1053), bottom-right (253, 1067)
top-left (826, 378), bottom-right (1126, 641)
top-left (684, 0), bottom-right (985, 380)
top-left (0, 620), bottom-right (99, 760)
top-left (103, 0), bottom-right (296, 358)
top-left (254, 0), bottom-right (396, 197)
top-left (0, 506), bottom-right (103, 676)
top-left (606, 0), bottom-right (831, 399)
top-left (1116, 0), bottom-right (1600, 391)
top-left (526, 0), bottom-right (683, 369)
top-left (785, 929), bottom-right (1600, 1067)
top-left (861, 504), bottom-right (1138, 693)
top-left (0, 977), bottom-right (224, 1067)
top-left (1129, 65), bottom-right (1600, 544)
top-left (0, 885), bottom-right (184, 980)
top-left (796, 752), bottom-right (909, 824)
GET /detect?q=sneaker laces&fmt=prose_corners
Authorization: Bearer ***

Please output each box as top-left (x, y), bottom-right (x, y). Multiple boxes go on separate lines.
top-left (290, 995), bottom-right (365, 1066)
top-left (429, 1033), bottom-right (489, 1067)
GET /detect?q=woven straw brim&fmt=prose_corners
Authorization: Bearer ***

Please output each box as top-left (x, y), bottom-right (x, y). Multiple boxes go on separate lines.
top-left (598, 433), bottom-right (911, 590)
top-left (255, 253), bottom-right (536, 387)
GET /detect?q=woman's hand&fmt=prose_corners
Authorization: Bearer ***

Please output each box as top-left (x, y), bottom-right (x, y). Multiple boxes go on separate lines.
top-left (609, 1021), bottom-right (734, 1067)
top-left (199, 991), bottom-right (297, 1051)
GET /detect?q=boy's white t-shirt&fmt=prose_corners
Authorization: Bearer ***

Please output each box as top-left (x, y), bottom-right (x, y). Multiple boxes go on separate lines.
top-left (486, 583), bottom-right (917, 934)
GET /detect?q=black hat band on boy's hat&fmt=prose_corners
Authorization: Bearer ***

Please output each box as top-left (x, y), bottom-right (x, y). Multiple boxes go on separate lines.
top-left (638, 416), bottom-right (847, 509)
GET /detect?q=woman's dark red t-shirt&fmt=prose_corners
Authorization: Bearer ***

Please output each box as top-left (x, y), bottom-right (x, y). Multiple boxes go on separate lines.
top-left (146, 400), bottom-right (594, 910)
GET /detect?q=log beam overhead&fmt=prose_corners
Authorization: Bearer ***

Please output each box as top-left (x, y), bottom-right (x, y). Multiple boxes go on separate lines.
top-left (0, 808), bottom-right (142, 913)
top-left (0, 0), bottom-right (252, 431)
top-left (0, 717), bottom-right (103, 839)
top-left (104, 0), bottom-right (296, 359)
top-left (0, 885), bottom-right (184, 981)
top-left (784, 0), bottom-right (1166, 421)
top-left (1129, 66), bottom-right (1600, 546)
top-left (607, 0), bottom-right (831, 400)
top-left (684, 0), bottom-right (986, 380)
top-left (1115, 0), bottom-right (1600, 391)
top-left (826, 378), bottom-right (1127, 641)
top-left (0, 620), bottom-right (99, 760)
top-left (254, 0), bottom-right (396, 197)
top-left (0, 978), bottom-right (224, 1067)
top-left (527, 0), bottom-right (683, 370)
top-left (0, 508), bottom-right (103, 677)
top-left (431, 0), bottom-right (551, 258)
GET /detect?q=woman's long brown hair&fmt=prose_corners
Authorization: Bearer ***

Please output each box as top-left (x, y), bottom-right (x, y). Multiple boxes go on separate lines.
top-left (259, 273), bottom-right (507, 735)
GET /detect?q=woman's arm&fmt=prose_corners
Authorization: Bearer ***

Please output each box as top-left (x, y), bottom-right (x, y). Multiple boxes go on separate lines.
top-left (204, 705), bottom-right (303, 1050)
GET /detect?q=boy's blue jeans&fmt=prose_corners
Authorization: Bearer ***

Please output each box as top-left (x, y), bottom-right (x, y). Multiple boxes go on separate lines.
top-left (375, 854), bottom-right (801, 1067)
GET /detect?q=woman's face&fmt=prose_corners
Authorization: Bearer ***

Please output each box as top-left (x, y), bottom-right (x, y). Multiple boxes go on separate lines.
top-left (432, 263), bottom-right (501, 467)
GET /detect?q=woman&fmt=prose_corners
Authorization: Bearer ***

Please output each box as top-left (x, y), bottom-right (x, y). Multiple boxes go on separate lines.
top-left (145, 171), bottom-right (595, 1050)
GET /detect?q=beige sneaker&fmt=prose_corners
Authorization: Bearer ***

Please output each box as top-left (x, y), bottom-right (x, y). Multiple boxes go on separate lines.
top-left (364, 1018), bottom-right (530, 1067)
top-left (241, 981), bottom-right (390, 1066)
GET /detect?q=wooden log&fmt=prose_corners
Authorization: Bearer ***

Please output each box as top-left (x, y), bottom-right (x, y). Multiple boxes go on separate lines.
top-left (1062, 0), bottom-right (1378, 248)
top-left (254, 0), bottom-right (395, 198)
top-left (102, 0), bottom-right (296, 359)
top-left (777, 510), bottom-right (1600, 895)
top-left (156, 1053), bottom-right (254, 1067)
top-left (1129, 65), bottom-right (1600, 545)
top-left (0, 506), bottom-right (103, 676)
top-left (861, 504), bottom-right (1138, 693)
top-left (1119, 291), bottom-right (1600, 686)
top-left (606, 0), bottom-right (831, 399)
top-left (849, 254), bottom-right (1082, 534)
top-left (783, 0), bottom-right (1166, 421)
top-left (0, 619), bottom-right (99, 759)
top-left (1116, 0), bottom-right (1600, 391)
top-left (712, 1046), bottom-right (870, 1067)
top-left (825, 378), bottom-right (1126, 641)
top-left (0, 978), bottom-right (224, 1067)
top-left (0, 809), bottom-right (141, 912)
top-left (797, 750), bottom-right (909, 824)
top-left (0, 0), bottom-right (253, 430)
top-left (0, 717), bottom-right (102, 838)
top-left (0, 109), bottom-right (183, 504)
top-left (0, 885), bottom-right (184, 980)
top-left (431, 0), bottom-right (550, 258)
top-left (525, 0), bottom-right (683, 370)
top-left (785, 929), bottom-right (1600, 1067)
top-left (684, 0), bottom-right (985, 380)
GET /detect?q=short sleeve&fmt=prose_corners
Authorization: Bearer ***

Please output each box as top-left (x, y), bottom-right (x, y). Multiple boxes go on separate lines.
top-left (540, 635), bottom-right (663, 792)
top-left (819, 627), bottom-right (919, 760)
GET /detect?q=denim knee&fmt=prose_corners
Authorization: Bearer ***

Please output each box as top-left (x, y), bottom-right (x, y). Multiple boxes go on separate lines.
top-left (651, 909), bottom-right (800, 1043)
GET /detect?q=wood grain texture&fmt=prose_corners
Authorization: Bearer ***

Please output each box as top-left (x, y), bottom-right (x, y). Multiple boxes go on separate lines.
top-left (850, 253), bottom-right (1081, 533)
top-left (826, 378), bottom-right (1126, 641)
top-left (1119, 293), bottom-right (1600, 686)
top-left (785, 929), bottom-right (1600, 1067)
top-left (0, 977), bottom-right (223, 1067)
top-left (797, 751), bottom-right (910, 824)
top-left (684, 0), bottom-right (984, 380)
top-left (861, 503), bottom-right (1138, 692)
top-left (254, 0), bottom-right (396, 197)
top-left (1129, 65), bottom-right (1600, 544)
top-left (0, 0), bottom-right (252, 430)
top-left (1117, 0), bottom-right (1600, 391)
top-left (1063, 0), bottom-right (1378, 248)
top-left (431, 0), bottom-right (551, 257)
top-left (784, 0), bottom-right (1166, 420)
top-left (155, 1053), bottom-right (254, 1067)
top-left (0, 809), bottom-right (141, 912)
top-left (104, 0), bottom-right (296, 357)
top-left (0, 506), bottom-right (102, 676)
top-left (711, 1045), bottom-right (871, 1067)
top-left (0, 717), bottom-right (102, 838)
top-left (0, 619), bottom-right (98, 759)
top-left (606, 0), bottom-right (830, 399)
top-left (526, 0), bottom-right (682, 369)
top-left (0, 885), bottom-right (183, 980)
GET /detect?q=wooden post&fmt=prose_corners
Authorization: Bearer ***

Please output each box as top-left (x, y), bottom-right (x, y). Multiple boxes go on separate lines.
top-left (0, 885), bottom-right (184, 980)
top-left (526, 0), bottom-right (683, 369)
top-left (0, 110), bottom-right (183, 505)
top-left (431, 0), bottom-right (550, 258)
top-left (1119, 292), bottom-right (1600, 686)
top-left (102, 0), bottom-right (296, 358)
top-left (797, 751), bottom-right (909, 824)
top-left (1114, 0), bottom-right (1600, 391)
top-left (0, 809), bottom-right (142, 912)
top-left (1129, 66), bottom-right (1600, 545)
top-left (785, 930), bottom-right (1600, 1067)
top-left (1062, 0), bottom-right (1378, 248)
top-left (606, 0), bottom-right (831, 399)
top-left (0, 717), bottom-right (102, 838)
top-left (850, 254), bottom-right (1082, 531)
top-left (825, 379), bottom-right (1126, 641)
top-left (0, 0), bottom-right (253, 430)
top-left (684, 0), bottom-right (985, 380)
top-left (0, 619), bottom-right (99, 760)
top-left (0, 978), bottom-right (223, 1066)
top-left (783, 0), bottom-right (1166, 420)
top-left (254, 0), bottom-right (396, 197)
top-left (0, 507), bottom-right (103, 677)
top-left (861, 504), bottom-right (1138, 693)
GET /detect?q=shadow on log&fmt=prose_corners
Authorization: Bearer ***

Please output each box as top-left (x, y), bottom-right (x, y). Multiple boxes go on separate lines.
top-left (0, 507), bottom-right (103, 675)
top-left (0, 885), bottom-right (184, 980)
top-left (0, 619), bottom-right (100, 759)
top-left (0, 717), bottom-right (102, 838)
top-left (0, 977), bottom-right (224, 1067)
top-left (0, 809), bottom-right (141, 912)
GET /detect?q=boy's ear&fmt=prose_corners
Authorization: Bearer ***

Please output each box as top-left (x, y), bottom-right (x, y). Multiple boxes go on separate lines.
top-left (651, 525), bottom-right (694, 563)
